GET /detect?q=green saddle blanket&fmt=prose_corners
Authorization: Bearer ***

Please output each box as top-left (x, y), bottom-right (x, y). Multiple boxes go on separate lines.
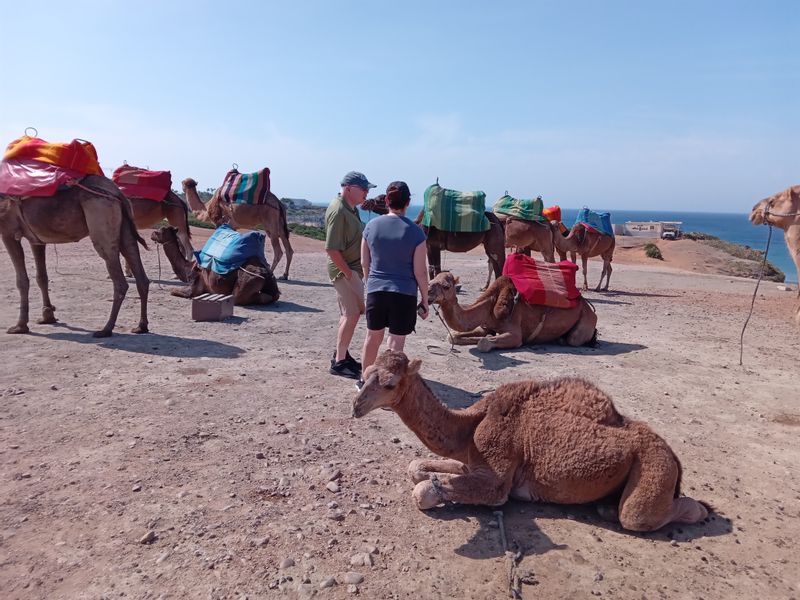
top-left (421, 183), bottom-right (490, 232)
top-left (493, 195), bottom-right (545, 221)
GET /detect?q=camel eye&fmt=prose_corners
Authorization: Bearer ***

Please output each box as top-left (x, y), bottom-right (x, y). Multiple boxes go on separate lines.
top-left (383, 382), bottom-right (397, 390)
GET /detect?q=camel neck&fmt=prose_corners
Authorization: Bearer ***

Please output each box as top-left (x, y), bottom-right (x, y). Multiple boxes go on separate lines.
top-left (394, 375), bottom-right (478, 460)
top-left (184, 186), bottom-right (206, 212)
top-left (438, 294), bottom-right (492, 332)
top-left (159, 239), bottom-right (192, 281)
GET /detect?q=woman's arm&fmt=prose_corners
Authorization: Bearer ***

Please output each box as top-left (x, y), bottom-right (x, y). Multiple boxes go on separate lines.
top-left (413, 241), bottom-right (429, 319)
top-left (361, 238), bottom-right (371, 283)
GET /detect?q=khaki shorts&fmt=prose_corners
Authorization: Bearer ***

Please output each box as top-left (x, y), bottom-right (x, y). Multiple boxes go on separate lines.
top-left (332, 273), bottom-right (365, 316)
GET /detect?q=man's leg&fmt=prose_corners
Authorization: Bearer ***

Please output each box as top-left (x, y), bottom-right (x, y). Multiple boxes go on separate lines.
top-left (336, 314), bottom-right (361, 362)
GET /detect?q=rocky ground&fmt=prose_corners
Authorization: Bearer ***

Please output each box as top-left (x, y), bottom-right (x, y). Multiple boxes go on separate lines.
top-left (0, 229), bottom-right (798, 600)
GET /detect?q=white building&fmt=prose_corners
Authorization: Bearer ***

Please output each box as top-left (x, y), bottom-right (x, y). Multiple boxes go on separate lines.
top-left (623, 221), bottom-right (683, 238)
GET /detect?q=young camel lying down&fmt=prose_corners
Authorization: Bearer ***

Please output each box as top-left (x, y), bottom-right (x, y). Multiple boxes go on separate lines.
top-left (353, 350), bottom-right (710, 532)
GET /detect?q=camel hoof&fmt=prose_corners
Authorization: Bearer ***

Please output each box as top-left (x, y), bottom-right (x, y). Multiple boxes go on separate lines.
top-left (92, 329), bottom-right (113, 338)
top-left (476, 338), bottom-right (494, 353)
top-left (279, 274), bottom-right (289, 281)
top-left (38, 307), bottom-right (57, 324)
top-left (7, 324), bottom-right (30, 334)
top-left (132, 325), bottom-right (149, 334)
top-left (412, 481), bottom-right (442, 510)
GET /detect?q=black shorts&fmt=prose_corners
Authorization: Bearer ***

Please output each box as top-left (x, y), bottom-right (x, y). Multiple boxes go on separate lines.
top-left (365, 291), bottom-right (417, 335)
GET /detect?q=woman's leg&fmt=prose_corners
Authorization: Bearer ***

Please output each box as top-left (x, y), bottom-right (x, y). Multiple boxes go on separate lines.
top-left (387, 333), bottom-right (407, 352)
top-left (361, 328), bottom-right (386, 372)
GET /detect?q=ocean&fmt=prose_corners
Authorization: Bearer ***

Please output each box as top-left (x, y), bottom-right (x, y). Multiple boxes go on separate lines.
top-left (356, 206), bottom-right (797, 284)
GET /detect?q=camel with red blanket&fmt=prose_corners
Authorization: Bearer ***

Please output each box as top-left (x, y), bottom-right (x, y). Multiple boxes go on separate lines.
top-left (427, 269), bottom-right (597, 351)
top-left (0, 136), bottom-right (149, 336)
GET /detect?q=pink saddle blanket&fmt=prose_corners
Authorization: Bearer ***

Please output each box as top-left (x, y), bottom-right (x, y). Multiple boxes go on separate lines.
top-left (112, 165), bottom-right (172, 202)
top-left (0, 158), bottom-right (84, 197)
top-left (502, 252), bottom-right (581, 309)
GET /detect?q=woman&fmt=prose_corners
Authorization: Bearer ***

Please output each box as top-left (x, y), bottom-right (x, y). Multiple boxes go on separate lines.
top-left (359, 181), bottom-right (428, 386)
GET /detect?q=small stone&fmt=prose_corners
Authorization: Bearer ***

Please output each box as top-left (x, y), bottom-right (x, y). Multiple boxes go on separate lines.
top-left (255, 452), bottom-right (265, 459)
top-left (364, 544), bottom-right (379, 555)
top-left (319, 577), bottom-right (336, 589)
top-left (327, 509), bottom-right (344, 522)
top-left (132, 484), bottom-right (142, 492)
top-left (105, 431), bottom-right (114, 438)
top-left (390, 437), bottom-right (400, 443)
top-left (322, 468), bottom-right (342, 482)
top-left (257, 418), bottom-right (266, 425)
top-left (9, 444), bottom-right (19, 449)
top-left (670, 540), bottom-right (679, 547)
top-left (276, 426), bottom-right (289, 435)
top-left (326, 481), bottom-right (340, 493)
top-left (255, 537), bottom-right (269, 547)
top-left (350, 553), bottom-right (373, 567)
top-left (279, 557), bottom-right (295, 569)
top-left (347, 585), bottom-right (358, 594)
top-left (139, 530), bottom-right (157, 544)
top-left (50, 385), bottom-right (58, 391)
top-left (156, 552), bottom-right (170, 564)
top-left (344, 572), bottom-right (364, 585)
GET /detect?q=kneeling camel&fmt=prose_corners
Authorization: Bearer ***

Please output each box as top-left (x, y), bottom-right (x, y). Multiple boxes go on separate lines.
top-left (428, 271), bottom-right (597, 351)
top-left (151, 226), bottom-right (280, 306)
top-left (353, 350), bottom-right (710, 532)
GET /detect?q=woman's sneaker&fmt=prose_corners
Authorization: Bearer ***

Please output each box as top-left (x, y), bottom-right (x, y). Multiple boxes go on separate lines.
top-left (355, 378), bottom-right (365, 391)
top-left (330, 359), bottom-right (360, 380)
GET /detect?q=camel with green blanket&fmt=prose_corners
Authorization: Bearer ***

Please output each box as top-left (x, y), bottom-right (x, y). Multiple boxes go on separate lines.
top-left (427, 271), bottom-right (597, 351)
top-left (151, 225), bottom-right (280, 306)
top-left (182, 177), bottom-right (294, 280)
top-left (415, 184), bottom-right (506, 290)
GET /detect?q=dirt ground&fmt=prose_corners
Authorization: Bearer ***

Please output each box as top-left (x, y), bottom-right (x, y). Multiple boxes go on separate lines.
top-left (1, 228), bottom-right (798, 600)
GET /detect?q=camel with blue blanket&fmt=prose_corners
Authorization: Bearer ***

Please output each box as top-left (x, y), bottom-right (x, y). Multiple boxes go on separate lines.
top-left (151, 225), bottom-right (280, 306)
top-left (554, 208), bottom-right (616, 292)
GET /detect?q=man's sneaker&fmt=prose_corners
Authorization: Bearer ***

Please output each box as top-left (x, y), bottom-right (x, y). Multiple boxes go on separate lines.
top-left (331, 350), bottom-right (362, 371)
top-left (330, 359), bottom-right (360, 380)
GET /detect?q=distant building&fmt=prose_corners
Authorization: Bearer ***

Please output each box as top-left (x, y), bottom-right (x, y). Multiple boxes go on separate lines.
top-left (623, 221), bottom-right (683, 239)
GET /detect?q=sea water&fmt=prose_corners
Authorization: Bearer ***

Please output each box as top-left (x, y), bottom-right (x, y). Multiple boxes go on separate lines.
top-left (358, 206), bottom-right (796, 284)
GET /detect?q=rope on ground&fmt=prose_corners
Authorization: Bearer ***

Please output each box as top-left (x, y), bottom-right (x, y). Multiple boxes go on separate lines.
top-left (426, 304), bottom-right (457, 355)
top-left (154, 243), bottom-right (166, 290)
top-left (740, 224), bottom-right (773, 366)
top-left (493, 510), bottom-right (523, 599)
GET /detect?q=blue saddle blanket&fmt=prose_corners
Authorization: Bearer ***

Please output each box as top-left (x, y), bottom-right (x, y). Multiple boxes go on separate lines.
top-left (573, 207), bottom-right (613, 237)
top-left (195, 224), bottom-right (267, 275)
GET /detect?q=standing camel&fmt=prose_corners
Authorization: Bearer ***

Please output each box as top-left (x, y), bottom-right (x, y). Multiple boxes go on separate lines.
top-left (553, 224), bottom-right (616, 291)
top-left (128, 191), bottom-right (193, 261)
top-left (0, 176), bottom-right (149, 336)
top-left (415, 209), bottom-right (506, 289)
top-left (750, 185), bottom-right (800, 294)
top-left (182, 178), bottom-right (294, 280)
top-left (353, 350), bottom-right (710, 532)
top-left (501, 215), bottom-right (565, 262)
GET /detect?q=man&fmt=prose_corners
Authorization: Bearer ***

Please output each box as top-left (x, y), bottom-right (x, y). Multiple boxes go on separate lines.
top-left (325, 171), bottom-right (376, 379)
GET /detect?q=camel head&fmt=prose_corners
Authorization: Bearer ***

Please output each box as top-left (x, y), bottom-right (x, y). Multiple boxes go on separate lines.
top-left (428, 272), bottom-right (460, 306)
top-left (362, 194), bottom-right (389, 215)
top-left (181, 178), bottom-right (198, 192)
top-left (750, 185), bottom-right (800, 227)
top-left (352, 350), bottom-right (421, 418)
top-left (151, 225), bottom-right (180, 247)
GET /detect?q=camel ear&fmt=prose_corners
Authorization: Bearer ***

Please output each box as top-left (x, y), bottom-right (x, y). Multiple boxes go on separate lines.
top-left (407, 359), bottom-right (422, 376)
top-left (454, 276), bottom-right (461, 284)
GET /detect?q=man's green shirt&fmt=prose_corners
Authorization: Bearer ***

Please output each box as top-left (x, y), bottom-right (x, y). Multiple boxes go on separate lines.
top-left (325, 195), bottom-right (364, 281)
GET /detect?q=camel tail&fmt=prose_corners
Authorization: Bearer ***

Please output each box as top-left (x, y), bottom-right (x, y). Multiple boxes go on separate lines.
top-left (278, 198), bottom-right (290, 239)
top-left (118, 190), bottom-right (149, 250)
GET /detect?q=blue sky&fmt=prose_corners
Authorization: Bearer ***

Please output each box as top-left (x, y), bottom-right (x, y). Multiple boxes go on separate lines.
top-left (1, 1), bottom-right (797, 211)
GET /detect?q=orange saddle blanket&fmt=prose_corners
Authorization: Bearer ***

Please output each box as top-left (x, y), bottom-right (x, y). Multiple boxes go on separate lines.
top-left (0, 135), bottom-right (104, 197)
top-left (502, 252), bottom-right (581, 309)
top-left (112, 165), bottom-right (172, 202)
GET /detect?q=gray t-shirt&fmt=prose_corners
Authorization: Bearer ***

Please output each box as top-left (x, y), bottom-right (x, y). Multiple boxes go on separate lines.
top-left (362, 214), bottom-right (427, 296)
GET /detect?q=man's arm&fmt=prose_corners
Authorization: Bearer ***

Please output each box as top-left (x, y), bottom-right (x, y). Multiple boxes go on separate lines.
top-left (326, 249), bottom-right (353, 280)
top-left (360, 239), bottom-right (371, 284)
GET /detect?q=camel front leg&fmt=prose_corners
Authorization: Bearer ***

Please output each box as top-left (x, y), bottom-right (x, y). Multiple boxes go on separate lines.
top-left (427, 244), bottom-right (441, 280)
top-left (30, 244), bottom-right (56, 324)
top-left (407, 458), bottom-right (468, 483)
top-left (412, 470), bottom-right (511, 510)
top-left (3, 235), bottom-right (30, 334)
top-left (450, 327), bottom-right (489, 345)
top-left (581, 254), bottom-right (589, 291)
top-left (475, 330), bottom-right (523, 352)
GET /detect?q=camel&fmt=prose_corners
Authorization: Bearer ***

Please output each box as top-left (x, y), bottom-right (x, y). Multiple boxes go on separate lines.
top-left (553, 224), bottom-right (616, 291)
top-left (150, 226), bottom-right (280, 306)
top-left (0, 176), bottom-right (149, 336)
top-left (129, 191), bottom-right (193, 262)
top-left (750, 185), bottom-right (800, 301)
top-left (352, 350), bottom-right (710, 532)
top-left (182, 178), bottom-right (293, 280)
top-left (415, 209), bottom-right (506, 290)
top-left (501, 215), bottom-right (566, 262)
top-left (427, 271), bottom-right (597, 351)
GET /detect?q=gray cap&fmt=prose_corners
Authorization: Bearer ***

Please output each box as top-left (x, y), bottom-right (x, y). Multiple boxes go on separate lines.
top-left (340, 171), bottom-right (376, 189)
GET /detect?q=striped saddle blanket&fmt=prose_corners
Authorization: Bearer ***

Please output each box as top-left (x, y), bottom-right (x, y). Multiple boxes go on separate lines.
top-left (502, 252), bottom-right (581, 309)
top-left (217, 167), bottom-right (274, 205)
top-left (0, 135), bottom-right (104, 197)
top-left (112, 165), bottom-right (172, 202)
top-left (573, 207), bottom-right (613, 237)
top-left (493, 195), bottom-right (545, 221)
top-left (421, 183), bottom-right (490, 232)
top-left (195, 224), bottom-right (267, 275)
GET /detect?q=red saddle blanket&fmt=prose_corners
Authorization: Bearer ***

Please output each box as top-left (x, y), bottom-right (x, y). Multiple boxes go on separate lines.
top-left (0, 135), bottom-right (104, 197)
top-left (112, 165), bottom-right (172, 202)
top-left (502, 252), bottom-right (581, 309)
top-left (218, 167), bottom-right (274, 205)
